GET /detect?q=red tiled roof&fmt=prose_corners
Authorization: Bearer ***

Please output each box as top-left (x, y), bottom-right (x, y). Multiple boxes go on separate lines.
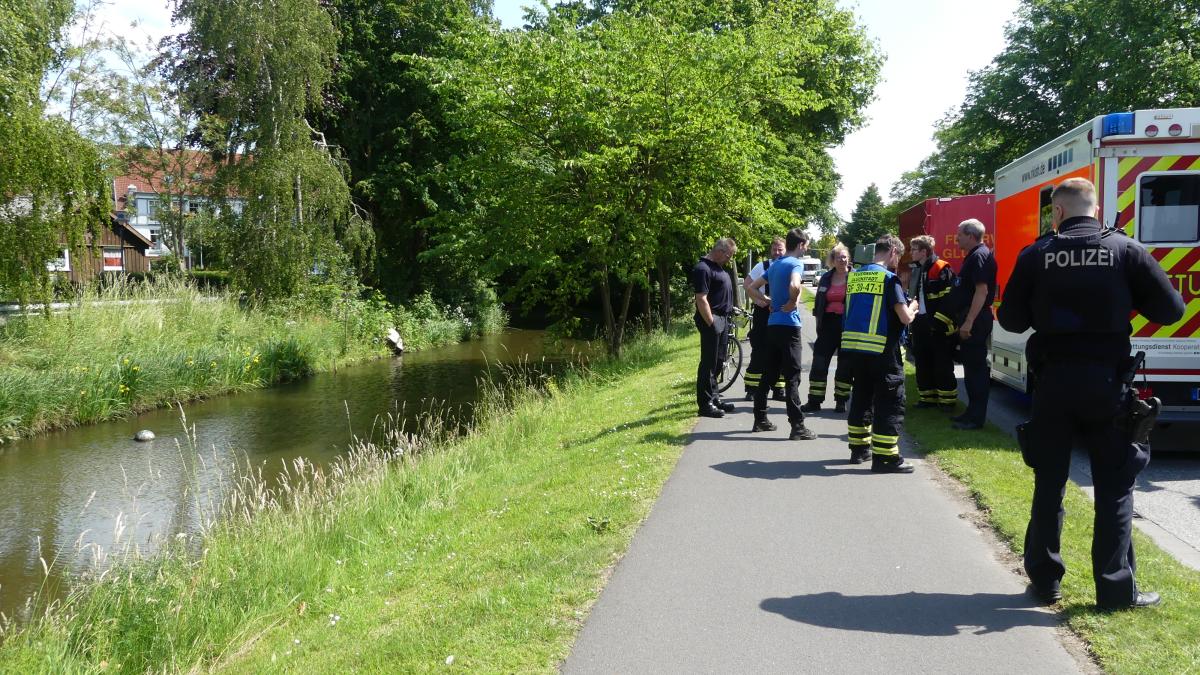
top-left (112, 149), bottom-right (240, 209)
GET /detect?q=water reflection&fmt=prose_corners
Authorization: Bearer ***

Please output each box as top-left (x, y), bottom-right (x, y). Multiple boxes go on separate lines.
top-left (0, 329), bottom-right (586, 620)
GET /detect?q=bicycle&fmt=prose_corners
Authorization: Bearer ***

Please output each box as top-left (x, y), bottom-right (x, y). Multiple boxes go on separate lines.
top-left (716, 306), bottom-right (750, 393)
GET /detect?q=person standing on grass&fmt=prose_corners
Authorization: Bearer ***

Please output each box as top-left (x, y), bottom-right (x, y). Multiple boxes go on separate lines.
top-left (692, 237), bottom-right (738, 419)
top-left (747, 228), bottom-right (817, 440)
top-left (743, 237), bottom-right (787, 402)
top-left (945, 219), bottom-right (996, 430)
top-left (800, 244), bottom-right (853, 414)
top-left (908, 235), bottom-right (958, 410)
top-left (841, 235), bottom-right (919, 472)
top-left (998, 177), bottom-right (1183, 610)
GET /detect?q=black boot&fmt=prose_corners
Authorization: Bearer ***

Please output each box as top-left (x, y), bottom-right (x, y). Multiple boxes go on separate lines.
top-left (771, 387), bottom-right (788, 402)
top-left (789, 424), bottom-right (817, 440)
top-left (752, 413), bottom-right (776, 432)
top-left (799, 399), bottom-right (821, 413)
top-left (834, 400), bottom-right (847, 414)
top-left (871, 455), bottom-right (914, 474)
top-left (849, 447), bottom-right (871, 464)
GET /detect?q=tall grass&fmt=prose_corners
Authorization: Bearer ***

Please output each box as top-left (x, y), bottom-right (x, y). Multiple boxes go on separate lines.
top-left (0, 325), bottom-right (691, 672)
top-left (0, 279), bottom-right (506, 441)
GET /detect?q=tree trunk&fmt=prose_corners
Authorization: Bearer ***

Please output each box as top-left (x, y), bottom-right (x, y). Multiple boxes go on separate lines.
top-left (644, 270), bottom-right (654, 332)
top-left (656, 259), bottom-right (672, 329)
top-left (616, 277), bottom-right (634, 356)
top-left (599, 266), bottom-right (618, 357)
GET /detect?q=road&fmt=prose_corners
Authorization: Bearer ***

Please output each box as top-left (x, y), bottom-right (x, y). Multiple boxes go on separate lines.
top-left (970, 370), bottom-right (1200, 571)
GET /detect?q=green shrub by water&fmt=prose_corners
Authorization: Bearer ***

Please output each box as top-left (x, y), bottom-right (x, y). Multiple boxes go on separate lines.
top-left (0, 279), bottom-right (506, 441)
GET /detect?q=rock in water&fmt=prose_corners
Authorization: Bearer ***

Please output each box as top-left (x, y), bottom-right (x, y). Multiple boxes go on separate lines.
top-left (134, 429), bottom-right (155, 442)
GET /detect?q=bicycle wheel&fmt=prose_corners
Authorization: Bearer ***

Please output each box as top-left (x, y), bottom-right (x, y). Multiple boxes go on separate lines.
top-left (717, 337), bottom-right (744, 393)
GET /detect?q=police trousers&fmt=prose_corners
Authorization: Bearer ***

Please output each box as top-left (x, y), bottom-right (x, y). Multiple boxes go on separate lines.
top-left (844, 351), bottom-right (905, 457)
top-left (912, 315), bottom-right (957, 406)
top-left (807, 312), bottom-right (852, 403)
top-left (753, 325), bottom-right (805, 426)
top-left (694, 313), bottom-right (730, 412)
top-left (744, 304), bottom-right (782, 395)
top-left (1023, 361), bottom-right (1150, 608)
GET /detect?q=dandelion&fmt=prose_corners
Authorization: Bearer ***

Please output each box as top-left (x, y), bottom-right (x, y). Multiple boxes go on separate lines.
top-left (210, 361), bottom-right (217, 368)
top-left (122, 357), bottom-right (130, 365)
top-left (132, 366), bottom-right (140, 373)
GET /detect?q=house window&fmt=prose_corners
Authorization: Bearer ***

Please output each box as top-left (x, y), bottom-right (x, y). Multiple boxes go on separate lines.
top-left (1139, 173), bottom-right (1200, 244)
top-left (187, 199), bottom-right (201, 215)
top-left (103, 247), bottom-right (124, 271)
top-left (136, 197), bottom-right (159, 220)
top-left (149, 228), bottom-right (160, 244)
top-left (47, 248), bottom-right (70, 272)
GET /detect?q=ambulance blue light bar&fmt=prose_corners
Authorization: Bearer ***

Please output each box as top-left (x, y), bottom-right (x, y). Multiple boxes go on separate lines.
top-left (1101, 112), bottom-right (1135, 137)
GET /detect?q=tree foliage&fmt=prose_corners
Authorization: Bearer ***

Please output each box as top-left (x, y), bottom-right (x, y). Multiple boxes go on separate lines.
top-left (0, 0), bottom-right (107, 303)
top-left (894, 0), bottom-right (1200, 205)
top-left (430, 0), bottom-right (879, 354)
top-left (840, 183), bottom-right (887, 252)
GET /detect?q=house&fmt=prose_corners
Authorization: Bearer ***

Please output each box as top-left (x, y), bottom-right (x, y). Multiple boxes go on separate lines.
top-left (50, 216), bottom-right (153, 283)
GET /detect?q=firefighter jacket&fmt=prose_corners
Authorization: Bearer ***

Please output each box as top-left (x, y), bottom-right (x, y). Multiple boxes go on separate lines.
top-left (997, 216), bottom-right (1185, 362)
top-left (841, 263), bottom-right (907, 356)
top-left (915, 255), bottom-right (956, 335)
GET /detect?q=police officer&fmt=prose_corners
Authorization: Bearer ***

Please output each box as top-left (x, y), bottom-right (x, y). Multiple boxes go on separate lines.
top-left (841, 234), bottom-right (920, 472)
top-left (998, 178), bottom-right (1184, 609)
top-left (946, 219), bottom-right (997, 430)
top-left (692, 237), bottom-right (739, 418)
top-left (909, 235), bottom-right (958, 410)
top-left (743, 237), bottom-right (787, 402)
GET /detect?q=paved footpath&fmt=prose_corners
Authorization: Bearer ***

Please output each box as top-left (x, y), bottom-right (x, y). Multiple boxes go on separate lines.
top-left (565, 333), bottom-right (1090, 674)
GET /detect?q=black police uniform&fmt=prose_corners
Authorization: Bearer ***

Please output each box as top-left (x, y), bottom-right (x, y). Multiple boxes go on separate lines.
top-left (997, 216), bottom-right (1185, 608)
top-left (946, 242), bottom-right (996, 426)
top-left (911, 255), bottom-right (958, 408)
top-left (692, 256), bottom-right (735, 414)
top-left (743, 259), bottom-right (784, 400)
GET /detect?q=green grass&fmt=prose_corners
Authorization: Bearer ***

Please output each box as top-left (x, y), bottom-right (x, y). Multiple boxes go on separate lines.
top-left (0, 280), bottom-right (503, 441)
top-left (0, 327), bottom-right (697, 673)
top-left (904, 367), bottom-right (1200, 674)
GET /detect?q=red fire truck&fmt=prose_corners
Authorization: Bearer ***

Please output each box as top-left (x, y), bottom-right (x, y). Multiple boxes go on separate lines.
top-left (897, 194), bottom-right (995, 289)
top-left (991, 108), bottom-right (1200, 421)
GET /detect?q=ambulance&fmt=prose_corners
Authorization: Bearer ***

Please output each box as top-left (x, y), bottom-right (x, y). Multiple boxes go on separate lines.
top-left (991, 107), bottom-right (1200, 421)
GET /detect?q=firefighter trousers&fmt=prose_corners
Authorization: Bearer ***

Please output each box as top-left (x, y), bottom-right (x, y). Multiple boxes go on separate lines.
top-left (743, 305), bottom-right (782, 396)
top-left (911, 315), bottom-right (957, 406)
top-left (807, 312), bottom-right (852, 404)
top-left (844, 351), bottom-right (905, 459)
top-left (753, 325), bottom-right (806, 426)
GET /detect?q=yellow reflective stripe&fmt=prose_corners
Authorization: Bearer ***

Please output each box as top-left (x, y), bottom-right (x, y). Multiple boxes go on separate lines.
top-left (848, 425), bottom-right (870, 433)
top-left (872, 434), bottom-right (899, 443)
top-left (927, 289), bottom-right (950, 299)
top-left (869, 294), bottom-right (882, 337)
top-left (843, 341), bottom-right (885, 353)
top-left (843, 331), bottom-right (886, 343)
top-left (871, 446), bottom-right (900, 457)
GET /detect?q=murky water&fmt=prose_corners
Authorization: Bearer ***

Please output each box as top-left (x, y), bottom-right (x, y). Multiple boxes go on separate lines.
top-left (0, 329), bottom-right (587, 620)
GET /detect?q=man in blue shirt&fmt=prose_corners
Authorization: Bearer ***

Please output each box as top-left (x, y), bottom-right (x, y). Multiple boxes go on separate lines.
top-left (747, 228), bottom-right (817, 440)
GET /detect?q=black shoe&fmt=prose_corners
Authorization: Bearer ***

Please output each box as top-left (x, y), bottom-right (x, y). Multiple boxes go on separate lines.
top-left (1099, 591), bottom-right (1161, 610)
top-left (698, 408), bottom-right (725, 419)
top-left (939, 403), bottom-right (957, 413)
top-left (834, 401), bottom-right (847, 414)
top-left (744, 391), bottom-right (754, 401)
top-left (950, 413), bottom-right (968, 422)
top-left (1028, 582), bottom-right (1062, 605)
top-left (952, 420), bottom-right (983, 430)
top-left (871, 456), bottom-right (915, 473)
top-left (914, 401), bottom-right (939, 409)
top-left (714, 400), bottom-right (736, 413)
top-left (789, 425), bottom-right (817, 441)
top-left (849, 449), bottom-right (871, 464)
top-left (751, 417), bottom-right (777, 432)
top-left (771, 389), bottom-right (788, 402)
top-left (799, 401), bottom-right (821, 413)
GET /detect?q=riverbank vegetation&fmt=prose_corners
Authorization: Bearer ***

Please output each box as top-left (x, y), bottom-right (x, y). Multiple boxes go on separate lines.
top-left (0, 327), bottom-right (697, 672)
top-left (0, 278), bottom-right (505, 442)
top-left (904, 373), bottom-right (1200, 674)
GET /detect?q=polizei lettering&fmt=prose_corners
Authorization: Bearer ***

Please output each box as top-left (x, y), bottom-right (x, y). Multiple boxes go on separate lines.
top-left (1043, 247), bottom-right (1115, 269)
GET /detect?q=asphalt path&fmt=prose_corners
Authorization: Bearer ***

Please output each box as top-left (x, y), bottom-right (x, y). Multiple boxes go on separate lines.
top-left (566, 330), bottom-right (1088, 674)
top-left (967, 368), bottom-right (1200, 571)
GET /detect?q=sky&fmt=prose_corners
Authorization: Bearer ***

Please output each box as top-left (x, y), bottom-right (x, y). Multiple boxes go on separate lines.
top-left (94, 0), bottom-right (1023, 222)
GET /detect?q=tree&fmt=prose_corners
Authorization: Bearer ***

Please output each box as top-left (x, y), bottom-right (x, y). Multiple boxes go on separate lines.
top-left (429, 0), bottom-right (879, 354)
top-left (893, 0), bottom-right (1200, 205)
top-left (0, 0), bottom-right (107, 303)
top-left (840, 184), bottom-right (887, 252)
top-left (165, 0), bottom-right (373, 298)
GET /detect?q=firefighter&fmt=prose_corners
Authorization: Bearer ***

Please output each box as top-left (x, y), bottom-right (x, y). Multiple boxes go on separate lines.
top-left (800, 244), bottom-right (853, 413)
top-left (841, 234), bottom-right (920, 472)
top-left (743, 237), bottom-right (787, 402)
top-left (998, 178), bottom-right (1184, 609)
top-left (908, 235), bottom-right (958, 410)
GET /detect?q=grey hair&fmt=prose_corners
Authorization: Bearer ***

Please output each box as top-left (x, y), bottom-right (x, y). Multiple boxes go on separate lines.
top-left (958, 219), bottom-right (986, 241)
top-left (712, 237), bottom-right (737, 255)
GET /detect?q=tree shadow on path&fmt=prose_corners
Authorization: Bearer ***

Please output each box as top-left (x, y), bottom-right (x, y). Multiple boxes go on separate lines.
top-left (710, 459), bottom-right (867, 479)
top-left (760, 591), bottom-right (1058, 636)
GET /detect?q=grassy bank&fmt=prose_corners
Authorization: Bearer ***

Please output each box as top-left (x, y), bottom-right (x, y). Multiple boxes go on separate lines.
top-left (0, 280), bottom-right (504, 442)
top-left (0, 327), bottom-right (697, 672)
top-left (905, 371), bottom-right (1200, 673)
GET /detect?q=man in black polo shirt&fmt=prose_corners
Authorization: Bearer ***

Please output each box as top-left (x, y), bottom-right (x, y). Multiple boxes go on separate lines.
top-left (947, 219), bottom-right (997, 430)
top-left (693, 237), bottom-right (738, 418)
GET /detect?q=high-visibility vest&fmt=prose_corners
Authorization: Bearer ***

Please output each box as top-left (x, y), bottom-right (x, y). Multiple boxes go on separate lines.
top-left (840, 263), bottom-right (895, 354)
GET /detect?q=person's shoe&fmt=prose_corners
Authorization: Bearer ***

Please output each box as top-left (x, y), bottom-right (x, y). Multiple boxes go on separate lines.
top-left (849, 448), bottom-right (871, 464)
top-left (771, 388), bottom-right (788, 402)
top-left (1099, 591), bottom-right (1161, 610)
top-left (834, 400), bottom-right (847, 414)
top-left (698, 407), bottom-right (725, 419)
top-left (1028, 582), bottom-right (1062, 605)
top-left (871, 456), bottom-right (915, 473)
top-left (751, 416), bottom-right (777, 432)
top-left (952, 420), bottom-right (984, 431)
top-left (939, 403), bottom-right (957, 413)
top-left (950, 413), bottom-right (968, 422)
top-left (714, 400), bottom-right (736, 413)
top-left (914, 401), bottom-right (939, 409)
top-left (799, 401), bottom-right (821, 413)
top-left (789, 425), bottom-right (817, 441)
top-left (744, 391), bottom-right (755, 401)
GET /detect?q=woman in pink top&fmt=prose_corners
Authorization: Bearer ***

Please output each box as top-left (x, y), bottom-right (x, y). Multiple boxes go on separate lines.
top-left (801, 245), bottom-right (854, 413)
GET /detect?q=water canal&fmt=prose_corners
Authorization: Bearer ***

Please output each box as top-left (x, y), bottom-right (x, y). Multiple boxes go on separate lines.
top-left (0, 329), bottom-right (588, 621)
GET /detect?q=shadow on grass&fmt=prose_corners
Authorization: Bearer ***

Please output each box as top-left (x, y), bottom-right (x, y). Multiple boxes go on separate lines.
top-left (564, 405), bottom-right (691, 450)
top-left (760, 591), bottom-right (1057, 636)
top-left (710, 458), bottom-right (869, 479)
